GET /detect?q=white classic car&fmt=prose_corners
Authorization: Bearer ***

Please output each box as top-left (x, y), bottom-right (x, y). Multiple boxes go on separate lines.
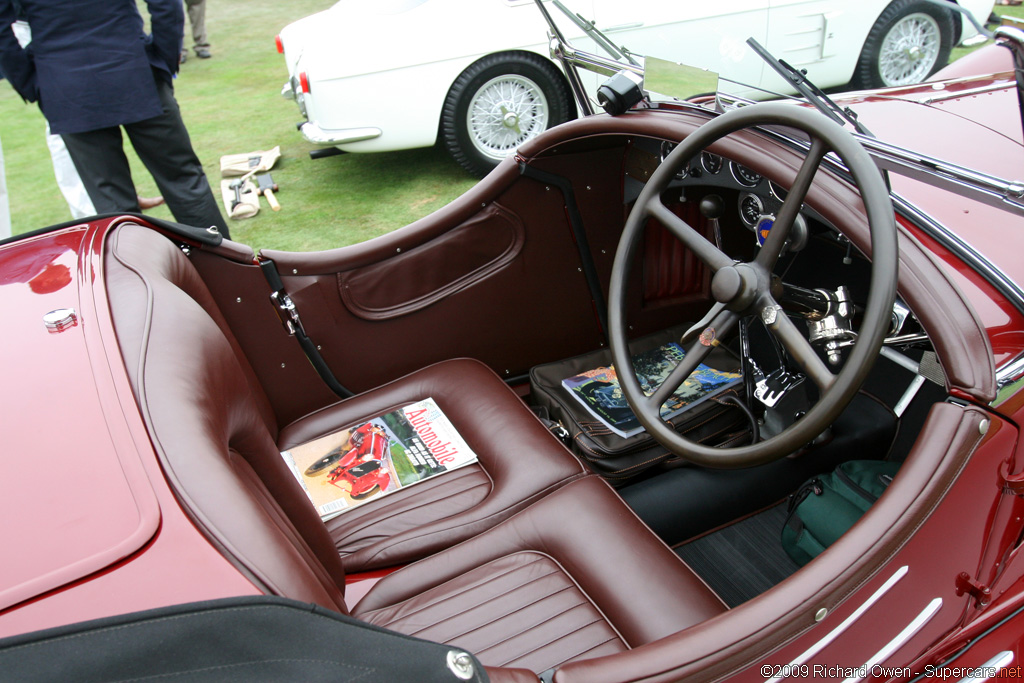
top-left (277, 0), bottom-right (994, 175)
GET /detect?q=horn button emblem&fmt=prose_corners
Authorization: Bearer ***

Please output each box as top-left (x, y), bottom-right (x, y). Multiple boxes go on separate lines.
top-left (711, 264), bottom-right (759, 310)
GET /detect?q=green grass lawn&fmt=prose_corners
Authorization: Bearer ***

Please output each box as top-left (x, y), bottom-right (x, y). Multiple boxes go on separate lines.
top-left (1, 2), bottom-right (1019, 251)
top-left (0, 0), bottom-right (475, 251)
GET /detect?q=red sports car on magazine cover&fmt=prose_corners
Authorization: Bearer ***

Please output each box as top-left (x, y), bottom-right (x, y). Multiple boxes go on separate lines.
top-left (324, 423), bottom-right (393, 498)
top-left (3, 3), bottom-right (1024, 682)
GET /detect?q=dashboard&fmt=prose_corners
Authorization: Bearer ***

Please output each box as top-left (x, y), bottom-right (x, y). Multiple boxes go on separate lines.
top-left (623, 136), bottom-right (832, 259)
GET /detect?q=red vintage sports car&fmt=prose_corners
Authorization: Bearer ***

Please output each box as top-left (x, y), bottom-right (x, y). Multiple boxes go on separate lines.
top-left (324, 423), bottom-right (393, 499)
top-left (2, 8), bottom-right (1024, 683)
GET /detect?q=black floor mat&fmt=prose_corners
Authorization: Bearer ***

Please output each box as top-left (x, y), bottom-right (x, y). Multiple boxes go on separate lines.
top-left (674, 503), bottom-right (801, 608)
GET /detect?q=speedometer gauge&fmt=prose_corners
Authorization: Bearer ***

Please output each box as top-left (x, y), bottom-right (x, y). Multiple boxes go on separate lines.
top-left (739, 193), bottom-right (763, 227)
top-left (730, 162), bottom-right (761, 187)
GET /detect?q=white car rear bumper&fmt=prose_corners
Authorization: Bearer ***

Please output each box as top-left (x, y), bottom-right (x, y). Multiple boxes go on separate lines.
top-left (299, 121), bottom-right (383, 146)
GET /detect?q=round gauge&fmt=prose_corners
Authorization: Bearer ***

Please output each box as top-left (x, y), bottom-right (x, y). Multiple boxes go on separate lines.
top-left (660, 141), bottom-right (688, 180)
top-left (660, 140), bottom-right (677, 161)
top-left (700, 151), bottom-right (723, 175)
top-left (769, 180), bottom-right (789, 201)
top-left (730, 161), bottom-right (762, 187)
top-left (739, 193), bottom-right (763, 227)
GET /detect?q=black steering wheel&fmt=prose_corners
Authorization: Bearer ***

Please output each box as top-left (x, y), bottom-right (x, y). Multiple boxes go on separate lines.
top-left (608, 102), bottom-right (898, 468)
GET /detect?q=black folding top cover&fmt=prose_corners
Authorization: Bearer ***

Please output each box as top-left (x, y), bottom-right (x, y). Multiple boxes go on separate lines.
top-left (0, 596), bottom-right (489, 682)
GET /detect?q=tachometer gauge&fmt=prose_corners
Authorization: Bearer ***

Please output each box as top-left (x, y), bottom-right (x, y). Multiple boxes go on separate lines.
top-left (739, 193), bottom-right (763, 227)
top-left (700, 151), bottom-right (723, 175)
top-left (730, 162), bottom-right (761, 187)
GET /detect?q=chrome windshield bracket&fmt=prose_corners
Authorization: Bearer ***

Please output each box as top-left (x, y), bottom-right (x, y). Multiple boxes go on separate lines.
top-left (995, 26), bottom-right (1024, 148)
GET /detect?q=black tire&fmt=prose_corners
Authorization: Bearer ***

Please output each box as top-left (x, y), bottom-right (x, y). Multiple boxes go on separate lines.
top-left (350, 483), bottom-right (381, 501)
top-left (303, 448), bottom-right (345, 476)
top-left (851, 0), bottom-right (956, 89)
top-left (441, 51), bottom-right (574, 177)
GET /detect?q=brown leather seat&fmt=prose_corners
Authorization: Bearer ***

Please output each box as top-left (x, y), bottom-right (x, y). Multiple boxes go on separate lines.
top-left (353, 475), bottom-right (726, 672)
top-left (107, 224), bottom-right (588, 574)
top-left (105, 223), bottom-right (727, 675)
top-left (278, 360), bottom-right (589, 573)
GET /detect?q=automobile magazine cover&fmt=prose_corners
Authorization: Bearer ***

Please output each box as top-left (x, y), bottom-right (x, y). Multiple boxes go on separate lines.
top-left (281, 397), bottom-right (479, 520)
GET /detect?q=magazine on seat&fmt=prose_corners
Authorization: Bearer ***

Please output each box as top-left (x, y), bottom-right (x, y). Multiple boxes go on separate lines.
top-left (281, 397), bottom-right (479, 521)
top-left (561, 343), bottom-right (742, 438)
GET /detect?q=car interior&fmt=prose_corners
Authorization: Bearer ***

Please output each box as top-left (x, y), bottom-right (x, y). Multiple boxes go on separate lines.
top-left (103, 103), bottom-right (994, 678)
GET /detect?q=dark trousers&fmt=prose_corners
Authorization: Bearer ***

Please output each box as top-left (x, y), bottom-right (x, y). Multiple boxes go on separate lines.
top-left (62, 75), bottom-right (230, 239)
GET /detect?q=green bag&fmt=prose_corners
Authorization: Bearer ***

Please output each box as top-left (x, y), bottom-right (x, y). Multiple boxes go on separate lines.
top-left (781, 460), bottom-right (901, 566)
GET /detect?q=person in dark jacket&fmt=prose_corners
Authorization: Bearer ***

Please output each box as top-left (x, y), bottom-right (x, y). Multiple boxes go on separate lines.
top-left (0, 0), bottom-right (229, 238)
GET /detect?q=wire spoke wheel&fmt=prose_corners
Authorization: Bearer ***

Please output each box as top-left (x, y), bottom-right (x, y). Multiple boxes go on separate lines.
top-left (852, 0), bottom-right (954, 89)
top-left (442, 52), bottom-right (573, 177)
top-left (467, 75), bottom-right (549, 161)
top-left (878, 12), bottom-right (942, 86)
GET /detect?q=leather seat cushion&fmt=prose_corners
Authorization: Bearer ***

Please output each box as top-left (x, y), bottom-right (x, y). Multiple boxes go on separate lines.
top-left (278, 358), bottom-right (589, 573)
top-left (354, 476), bottom-right (727, 673)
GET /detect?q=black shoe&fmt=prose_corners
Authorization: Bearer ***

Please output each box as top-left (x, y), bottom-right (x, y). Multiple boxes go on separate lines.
top-left (195, 46), bottom-right (211, 59)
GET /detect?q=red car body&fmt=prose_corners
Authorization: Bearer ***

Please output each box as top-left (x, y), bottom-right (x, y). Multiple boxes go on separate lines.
top-left (5, 34), bottom-right (1024, 683)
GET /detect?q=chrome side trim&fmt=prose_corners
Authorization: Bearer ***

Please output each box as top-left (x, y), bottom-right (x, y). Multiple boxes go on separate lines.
top-left (855, 135), bottom-right (1024, 217)
top-left (911, 82), bottom-right (1013, 105)
top-left (958, 651), bottom-right (1015, 682)
top-left (842, 597), bottom-right (942, 683)
top-left (764, 566), bottom-right (908, 682)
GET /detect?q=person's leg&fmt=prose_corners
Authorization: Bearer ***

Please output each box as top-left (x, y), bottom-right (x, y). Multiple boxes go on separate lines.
top-left (46, 126), bottom-right (96, 219)
top-left (185, 0), bottom-right (210, 57)
top-left (125, 77), bottom-right (229, 237)
top-left (61, 127), bottom-right (141, 214)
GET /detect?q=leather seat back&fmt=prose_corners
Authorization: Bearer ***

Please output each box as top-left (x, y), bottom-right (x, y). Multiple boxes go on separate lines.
top-left (105, 224), bottom-right (348, 612)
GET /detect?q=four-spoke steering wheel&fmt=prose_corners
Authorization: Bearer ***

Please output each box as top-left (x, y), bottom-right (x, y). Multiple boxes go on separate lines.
top-left (608, 102), bottom-right (898, 468)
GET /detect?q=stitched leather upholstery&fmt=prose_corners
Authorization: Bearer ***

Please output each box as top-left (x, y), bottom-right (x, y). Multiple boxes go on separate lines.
top-left (278, 360), bottom-right (590, 573)
top-left (364, 552), bottom-right (628, 671)
top-left (355, 476), bottom-right (727, 671)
